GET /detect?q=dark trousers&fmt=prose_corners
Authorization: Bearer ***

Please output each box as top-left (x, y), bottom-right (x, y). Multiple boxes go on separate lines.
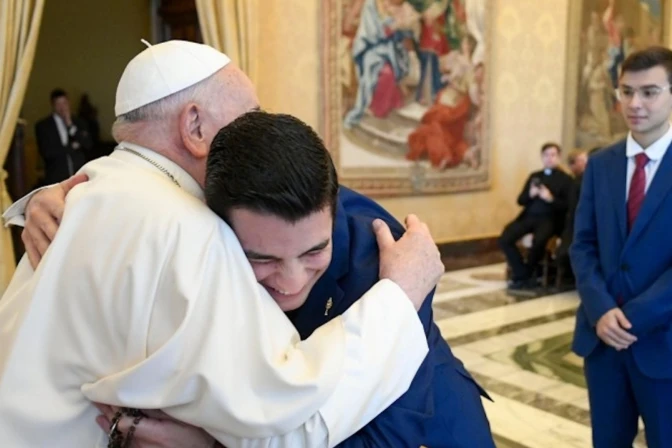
top-left (498, 215), bottom-right (555, 280)
top-left (584, 344), bottom-right (672, 448)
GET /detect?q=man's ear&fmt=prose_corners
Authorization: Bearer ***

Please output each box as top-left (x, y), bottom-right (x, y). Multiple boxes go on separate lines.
top-left (180, 103), bottom-right (209, 159)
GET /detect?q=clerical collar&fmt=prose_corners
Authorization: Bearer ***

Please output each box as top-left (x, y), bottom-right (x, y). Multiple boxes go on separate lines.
top-left (112, 142), bottom-right (205, 201)
top-left (543, 168), bottom-right (552, 175)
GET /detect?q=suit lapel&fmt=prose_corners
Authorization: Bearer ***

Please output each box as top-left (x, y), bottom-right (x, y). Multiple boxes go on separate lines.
top-left (625, 141), bottom-right (672, 250)
top-left (609, 144), bottom-right (628, 242)
top-left (291, 271), bottom-right (345, 339)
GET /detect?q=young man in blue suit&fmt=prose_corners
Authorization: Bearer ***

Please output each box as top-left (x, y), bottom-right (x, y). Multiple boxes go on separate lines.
top-left (200, 111), bottom-right (494, 447)
top-left (571, 46), bottom-right (672, 448)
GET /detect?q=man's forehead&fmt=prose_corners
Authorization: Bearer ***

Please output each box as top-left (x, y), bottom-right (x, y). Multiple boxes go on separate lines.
top-left (233, 208), bottom-right (333, 255)
top-left (620, 66), bottom-right (669, 85)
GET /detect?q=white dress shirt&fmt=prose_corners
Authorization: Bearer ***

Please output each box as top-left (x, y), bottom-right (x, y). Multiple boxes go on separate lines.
top-left (625, 124), bottom-right (672, 198)
top-left (53, 114), bottom-right (78, 146)
top-left (0, 143), bottom-right (428, 447)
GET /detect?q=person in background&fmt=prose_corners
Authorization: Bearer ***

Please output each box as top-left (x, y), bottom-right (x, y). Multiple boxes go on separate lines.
top-left (498, 142), bottom-right (574, 289)
top-left (35, 88), bottom-right (92, 184)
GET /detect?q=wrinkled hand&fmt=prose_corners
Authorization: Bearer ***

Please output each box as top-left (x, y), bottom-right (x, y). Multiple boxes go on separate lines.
top-left (22, 174), bottom-right (88, 268)
top-left (374, 214), bottom-right (443, 311)
top-left (538, 185), bottom-right (554, 202)
top-left (596, 308), bottom-right (637, 350)
top-left (529, 185), bottom-right (539, 198)
top-left (95, 403), bottom-right (217, 448)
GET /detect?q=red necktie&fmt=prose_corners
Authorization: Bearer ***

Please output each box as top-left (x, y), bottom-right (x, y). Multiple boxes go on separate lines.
top-left (627, 152), bottom-right (649, 232)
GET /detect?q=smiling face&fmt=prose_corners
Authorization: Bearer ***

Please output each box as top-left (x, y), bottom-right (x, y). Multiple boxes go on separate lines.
top-left (618, 65), bottom-right (672, 140)
top-left (229, 207), bottom-right (334, 311)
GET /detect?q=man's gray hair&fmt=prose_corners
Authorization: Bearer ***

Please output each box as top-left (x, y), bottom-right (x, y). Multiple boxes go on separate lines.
top-left (111, 74), bottom-right (217, 142)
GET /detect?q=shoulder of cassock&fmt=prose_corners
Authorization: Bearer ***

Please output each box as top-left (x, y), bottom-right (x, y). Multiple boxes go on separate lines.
top-left (24, 154), bottom-right (248, 349)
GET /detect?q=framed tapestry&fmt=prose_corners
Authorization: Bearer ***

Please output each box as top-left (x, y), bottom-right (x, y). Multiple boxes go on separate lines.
top-left (563, 0), bottom-right (668, 152)
top-left (321, 0), bottom-right (492, 197)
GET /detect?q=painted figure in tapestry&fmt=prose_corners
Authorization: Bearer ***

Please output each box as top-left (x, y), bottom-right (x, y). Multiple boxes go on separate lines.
top-left (341, 0), bottom-right (487, 172)
top-left (575, 0), bottom-right (665, 150)
top-left (344, 0), bottom-right (419, 128)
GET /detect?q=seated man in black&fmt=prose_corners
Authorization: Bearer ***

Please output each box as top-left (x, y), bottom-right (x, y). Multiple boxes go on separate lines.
top-left (499, 142), bottom-right (573, 289)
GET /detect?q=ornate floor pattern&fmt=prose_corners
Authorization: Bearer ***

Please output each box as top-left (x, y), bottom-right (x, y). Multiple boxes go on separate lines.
top-left (433, 263), bottom-right (648, 448)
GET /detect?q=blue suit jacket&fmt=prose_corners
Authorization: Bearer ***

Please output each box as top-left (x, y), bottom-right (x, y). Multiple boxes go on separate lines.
top-left (570, 140), bottom-right (672, 379)
top-left (287, 186), bottom-right (488, 447)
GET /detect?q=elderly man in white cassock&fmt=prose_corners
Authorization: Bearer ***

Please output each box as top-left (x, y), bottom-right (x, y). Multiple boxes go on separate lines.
top-left (0, 41), bottom-right (444, 448)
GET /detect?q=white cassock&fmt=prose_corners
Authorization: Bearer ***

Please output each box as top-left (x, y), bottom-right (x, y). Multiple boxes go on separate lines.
top-left (0, 143), bottom-right (428, 448)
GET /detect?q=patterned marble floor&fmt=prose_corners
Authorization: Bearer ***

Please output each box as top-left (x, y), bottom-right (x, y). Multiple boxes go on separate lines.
top-left (433, 263), bottom-right (647, 448)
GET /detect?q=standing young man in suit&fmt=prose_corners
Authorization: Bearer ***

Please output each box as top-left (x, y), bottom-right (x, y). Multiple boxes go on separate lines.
top-left (35, 89), bottom-right (93, 184)
top-left (571, 46), bottom-right (672, 448)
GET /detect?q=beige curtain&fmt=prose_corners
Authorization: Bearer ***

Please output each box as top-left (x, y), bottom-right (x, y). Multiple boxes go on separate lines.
top-left (196, 0), bottom-right (259, 84)
top-left (0, 0), bottom-right (45, 293)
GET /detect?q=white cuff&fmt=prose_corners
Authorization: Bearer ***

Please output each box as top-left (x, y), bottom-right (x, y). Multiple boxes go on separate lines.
top-left (3, 185), bottom-right (51, 228)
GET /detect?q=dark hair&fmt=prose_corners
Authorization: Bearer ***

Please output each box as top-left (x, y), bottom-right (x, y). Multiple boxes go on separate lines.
top-left (540, 142), bottom-right (561, 155)
top-left (50, 88), bottom-right (67, 102)
top-left (205, 111), bottom-right (339, 225)
top-left (621, 46), bottom-right (672, 85)
top-left (567, 149), bottom-right (587, 165)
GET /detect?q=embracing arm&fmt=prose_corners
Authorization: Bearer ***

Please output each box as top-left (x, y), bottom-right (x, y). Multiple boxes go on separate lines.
top-left (570, 159), bottom-right (617, 325)
top-left (82, 216), bottom-right (436, 448)
top-left (336, 291), bottom-right (436, 448)
top-left (3, 176), bottom-right (87, 267)
top-left (3, 185), bottom-right (51, 228)
top-left (8, 180), bottom-right (440, 446)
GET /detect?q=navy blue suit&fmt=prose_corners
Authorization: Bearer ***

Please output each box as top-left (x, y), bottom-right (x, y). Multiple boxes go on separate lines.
top-left (571, 140), bottom-right (672, 448)
top-left (287, 187), bottom-right (494, 447)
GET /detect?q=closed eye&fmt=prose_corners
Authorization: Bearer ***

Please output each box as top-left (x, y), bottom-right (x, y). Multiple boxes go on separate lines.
top-left (303, 248), bottom-right (325, 257)
top-left (249, 258), bottom-right (274, 264)
top-left (299, 239), bottom-right (331, 257)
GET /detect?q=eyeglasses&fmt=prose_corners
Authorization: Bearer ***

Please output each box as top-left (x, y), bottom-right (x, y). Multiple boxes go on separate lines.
top-left (615, 84), bottom-right (672, 102)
